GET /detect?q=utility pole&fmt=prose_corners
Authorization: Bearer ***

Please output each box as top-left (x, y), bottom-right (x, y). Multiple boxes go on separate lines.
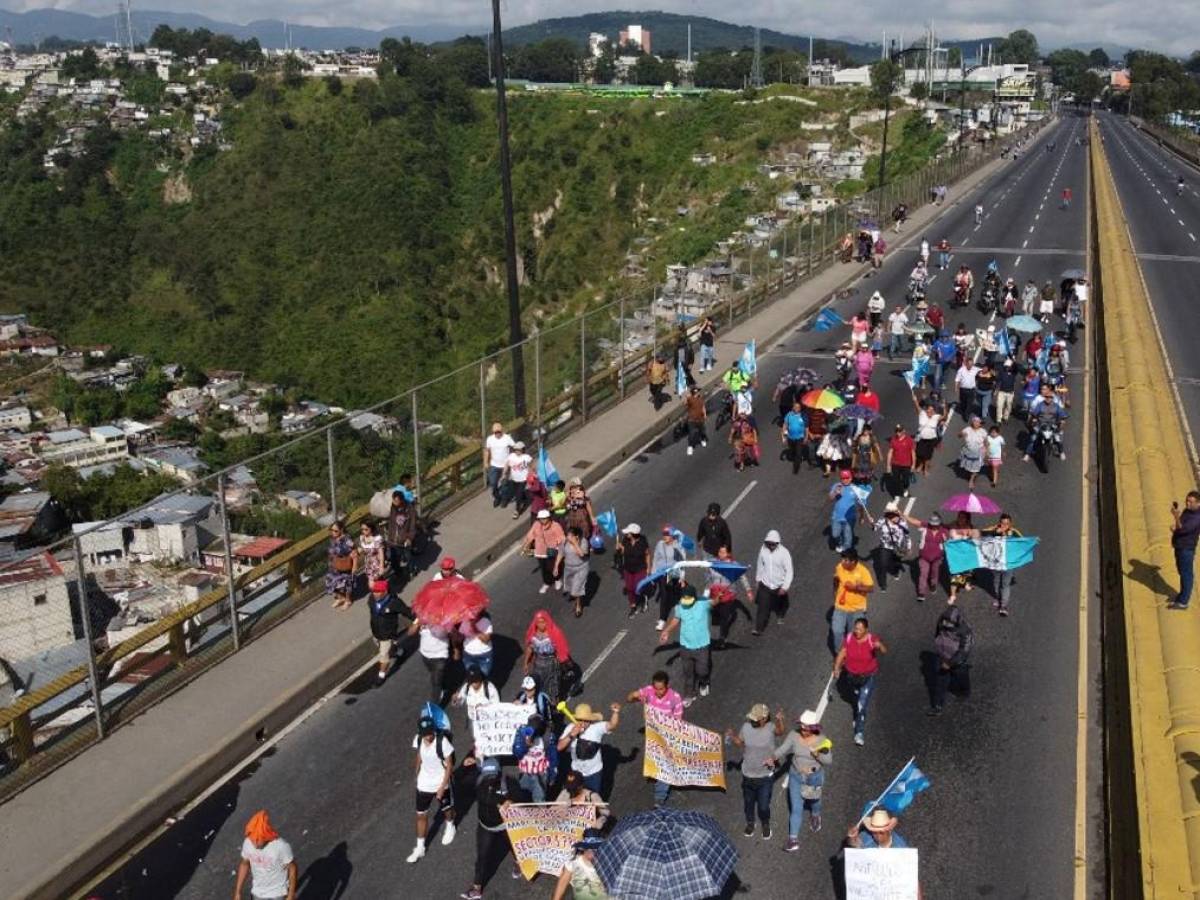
top-left (490, 0), bottom-right (527, 418)
top-left (750, 28), bottom-right (764, 89)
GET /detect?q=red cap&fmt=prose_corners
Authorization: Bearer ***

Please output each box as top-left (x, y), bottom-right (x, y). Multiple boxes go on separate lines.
top-left (370, 579), bottom-right (388, 593)
top-left (839, 469), bottom-right (853, 481)
top-left (440, 557), bottom-right (456, 571)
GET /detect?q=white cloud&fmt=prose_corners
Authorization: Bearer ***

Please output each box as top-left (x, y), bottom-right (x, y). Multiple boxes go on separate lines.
top-left (35, 0), bottom-right (1200, 56)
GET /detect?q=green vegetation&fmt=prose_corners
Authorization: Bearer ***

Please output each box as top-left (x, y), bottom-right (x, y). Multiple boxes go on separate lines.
top-left (862, 113), bottom-right (948, 187)
top-left (148, 26), bottom-right (263, 65)
top-left (1115, 51), bottom-right (1200, 120)
top-left (0, 62), bottom-right (875, 408)
top-left (42, 463), bottom-right (181, 521)
top-left (51, 372), bottom-right (171, 426)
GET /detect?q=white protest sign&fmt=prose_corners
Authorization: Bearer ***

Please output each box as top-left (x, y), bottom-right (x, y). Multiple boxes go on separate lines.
top-left (470, 702), bottom-right (534, 756)
top-left (845, 847), bottom-right (919, 900)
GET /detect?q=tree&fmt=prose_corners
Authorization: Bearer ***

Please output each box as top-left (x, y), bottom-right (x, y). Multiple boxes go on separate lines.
top-left (324, 75), bottom-right (343, 96)
top-left (1185, 51), bottom-right (1200, 75)
top-left (630, 55), bottom-right (678, 86)
top-left (592, 41), bottom-right (617, 84)
top-left (909, 81), bottom-right (929, 101)
top-left (510, 38), bottom-right (581, 83)
top-left (870, 59), bottom-right (903, 104)
top-left (61, 48), bottom-right (102, 82)
top-left (281, 54), bottom-right (306, 89)
top-left (947, 47), bottom-right (962, 67)
top-left (1076, 71), bottom-right (1105, 102)
top-left (1088, 47), bottom-right (1110, 68)
top-left (228, 71), bottom-right (258, 100)
top-left (996, 29), bottom-right (1040, 65)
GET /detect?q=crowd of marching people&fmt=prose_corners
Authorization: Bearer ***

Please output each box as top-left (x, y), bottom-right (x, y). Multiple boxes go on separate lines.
top-left (233, 168), bottom-right (1092, 899)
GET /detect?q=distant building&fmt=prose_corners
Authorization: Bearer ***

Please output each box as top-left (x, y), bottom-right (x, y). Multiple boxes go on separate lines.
top-left (278, 489), bottom-right (328, 519)
top-left (0, 551), bottom-right (73, 662)
top-left (619, 25), bottom-right (651, 55)
top-left (38, 426), bottom-right (129, 469)
top-left (0, 405), bottom-right (32, 431)
top-left (140, 445), bottom-right (208, 483)
top-left (588, 33), bottom-right (609, 58)
top-left (121, 493), bottom-right (221, 564)
top-left (0, 491), bottom-right (62, 560)
top-left (202, 535), bottom-right (291, 576)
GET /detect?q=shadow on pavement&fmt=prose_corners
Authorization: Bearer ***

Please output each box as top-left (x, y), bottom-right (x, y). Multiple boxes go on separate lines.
top-left (1127, 558), bottom-right (1174, 600)
top-left (297, 840), bottom-right (352, 899)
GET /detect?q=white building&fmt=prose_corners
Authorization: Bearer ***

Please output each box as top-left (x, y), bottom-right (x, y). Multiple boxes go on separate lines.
top-left (38, 426), bottom-right (129, 469)
top-left (588, 33), bottom-right (609, 58)
top-left (122, 494), bottom-right (221, 564)
top-left (0, 552), bottom-right (74, 662)
top-left (0, 406), bottom-right (32, 431)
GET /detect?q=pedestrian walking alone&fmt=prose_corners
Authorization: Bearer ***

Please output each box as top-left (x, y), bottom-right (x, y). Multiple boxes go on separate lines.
top-left (752, 530), bottom-right (793, 635)
top-left (929, 605), bottom-right (973, 715)
top-left (1169, 491), bottom-right (1200, 610)
top-left (832, 617), bottom-right (887, 746)
top-left (726, 704), bottom-right (785, 840)
top-left (235, 810), bottom-right (296, 900)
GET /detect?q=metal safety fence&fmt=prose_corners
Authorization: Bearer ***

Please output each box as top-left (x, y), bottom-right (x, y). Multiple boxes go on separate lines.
top-left (0, 118), bottom-right (1046, 802)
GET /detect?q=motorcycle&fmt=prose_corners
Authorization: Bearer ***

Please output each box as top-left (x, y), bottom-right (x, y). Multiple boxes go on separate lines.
top-left (951, 282), bottom-right (969, 308)
top-left (713, 390), bottom-right (735, 431)
top-left (907, 280), bottom-right (927, 305)
top-left (978, 286), bottom-right (997, 314)
top-left (1028, 420), bottom-right (1064, 467)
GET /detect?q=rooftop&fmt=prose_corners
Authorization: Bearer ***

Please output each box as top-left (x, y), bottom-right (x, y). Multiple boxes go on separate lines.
top-left (0, 550), bottom-right (64, 588)
top-left (233, 536), bottom-right (290, 559)
top-left (46, 429), bottom-right (87, 445)
top-left (90, 425), bottom-right (124, 439)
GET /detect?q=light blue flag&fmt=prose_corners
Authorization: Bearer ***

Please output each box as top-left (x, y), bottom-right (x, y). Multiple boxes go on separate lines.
top-left (596, 509), bottom-right (619, 538)
top-left (421, 702), bottom-right (451, 733)
top-left (670, 528), bottom-right (696, 553)
top-left (537, 446), bottom-right (560, 487)
top-left (995, 327), bottom-right (1013, 357)
top-left (849, 483), bottom-right (873, 503)
top-left (741, 339), bottom-right (757, 376)
top-left (676, 361), bottom-right (688, 396)
top-left (944, 535), bottom-right (1040, 575)
top-left (903, 355), bottom-right (930, 391)
top-left (862, 758), bottom-right (932, 817)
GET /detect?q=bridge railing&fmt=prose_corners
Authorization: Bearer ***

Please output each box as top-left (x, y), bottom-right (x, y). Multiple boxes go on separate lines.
top-left (0, 118), bottom-right (1040, 803)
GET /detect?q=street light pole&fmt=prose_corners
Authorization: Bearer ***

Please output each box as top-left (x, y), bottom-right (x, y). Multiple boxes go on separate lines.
top-left (877, 41), bottom-right (896, 196)
top-left (490, 0), bottom-right (527, 418)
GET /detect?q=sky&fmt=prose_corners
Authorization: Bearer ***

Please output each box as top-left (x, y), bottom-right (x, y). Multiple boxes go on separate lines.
top-left (9, 0), bottom-right (1198, 57)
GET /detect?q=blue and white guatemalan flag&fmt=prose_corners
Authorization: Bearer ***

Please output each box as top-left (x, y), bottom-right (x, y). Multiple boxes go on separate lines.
top-left (944, 535), bottom-right (1039, 575)
top-left (537, 446), bottom-right (560, 487)
top-left (903, 355), bottom-right (930, 391)
top-left (741, 339), bottom-right (757, 376)
top-left (862, 758), bottom-right (932, 818)
top-left (670, 528), bottom-right (697, 553)
top-left (995, 327), bottom-right (1013, 358)
top-left (596, 509), bottom-right (619, 538)
top-left (676, 361), bottom-right (688, 396)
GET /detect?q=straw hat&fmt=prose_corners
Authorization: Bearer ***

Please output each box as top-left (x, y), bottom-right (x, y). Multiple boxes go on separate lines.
top-left (572, 703), bottom-right (604, 722)
top-left (866, 809), bottom-right (897, 831)
top-left (746, 703), bottom-right (770, 722)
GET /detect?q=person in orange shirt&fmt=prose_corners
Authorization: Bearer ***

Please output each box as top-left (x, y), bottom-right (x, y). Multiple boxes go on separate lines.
top-left (830, 548), bottom-right (874, 652)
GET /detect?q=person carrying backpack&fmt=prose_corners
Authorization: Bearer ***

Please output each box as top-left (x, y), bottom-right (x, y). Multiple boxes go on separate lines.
top-left (407, 714), bottom-right (457, 863)
top-left (929, 605), bottom-right (973, 715)
top-left (556, 702), bottom-right (621, 795)
top-left (513, 712), bottom-right (559, 802)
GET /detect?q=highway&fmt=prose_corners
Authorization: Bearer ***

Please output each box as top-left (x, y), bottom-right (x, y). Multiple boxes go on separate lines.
top-left (87, 114), bottom-right (1097, 900)
top-left (1095, 114), bottom-right (1200, 461)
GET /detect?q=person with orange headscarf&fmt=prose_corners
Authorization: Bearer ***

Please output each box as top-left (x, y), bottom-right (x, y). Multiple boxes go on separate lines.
top-left (235, 810), bottom-right (296, 900)
top-left (523, 609), bottom-right (571, 705)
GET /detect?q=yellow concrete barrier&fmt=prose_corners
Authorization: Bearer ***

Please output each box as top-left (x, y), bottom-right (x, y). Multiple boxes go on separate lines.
top-left (1092, 118), bottom-right (1200, 896)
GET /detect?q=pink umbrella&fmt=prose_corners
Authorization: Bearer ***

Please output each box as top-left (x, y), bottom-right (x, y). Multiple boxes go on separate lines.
top-left (940, 492), bottom-right (1002, 515)
top-left (412, 578), bottom-right (490, 628)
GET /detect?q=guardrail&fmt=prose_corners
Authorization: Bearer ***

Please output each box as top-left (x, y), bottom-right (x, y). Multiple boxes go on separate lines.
top-left (0, 118), bottom-right (1039, 802)
top-left (1090, 117), bottom-right (1200, 896)
top-left (1129, 117), bottom-right (1200, 168)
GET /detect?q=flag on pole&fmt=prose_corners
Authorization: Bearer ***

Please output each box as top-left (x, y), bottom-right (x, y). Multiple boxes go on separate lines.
top-left (670, 528), bottom-right (696, 553)
top-left (676, 361), bottom-right (688, 396)
top-left (902, 355), bottom-right (930, 391)
top-left (741, 339), bottom-right (757, 376)
top-left (995, 327), bottom-right (1013, 358)
top-left (596, 509), bottom-right (618, 538)
top-left (813, 671), bottom-right (836, 722)
top-left (861, 758), bottom-right (932, 818)
top-left (944, 535), bottom-right (1039, 575)
top-left (813, 308), bottom-right (845, 333)
top-left (849, 483), bottom-right (873, 503)
top-left (538, 446), bottom-right (560, 487)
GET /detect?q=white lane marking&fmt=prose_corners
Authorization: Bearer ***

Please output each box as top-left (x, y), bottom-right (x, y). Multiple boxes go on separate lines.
top-left (1035, 214), bottom-right (1040, 221)
top-left (581, 629), bottom-right (629, 681)
top-left (1190, 233), bottom-right (1197, 242)
top-left (1029, 226), bottom-right (1035, 233)
top-left (903, 497), bottom-right (916, 516)
top-left (962, 237), bottom-right (970, 246)
top-left (1014, 256), bottom-right (1022, 267)
top-left (724, 479), bottom-right (759, 517)
top-left (1180, 219), bottom-right (1187, 227)
top-left (1022, 239), bottom-right (1029, 248)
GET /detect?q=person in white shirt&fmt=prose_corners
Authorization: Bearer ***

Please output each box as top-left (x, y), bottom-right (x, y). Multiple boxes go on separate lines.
top-left (866, 291), bottom-right (885, 329)
top-left (753, 529), bottom-right (793, 636)
top-left (503, 441), bottom-right (534, 517)
top-left (955, 359), bottom-right (979, 419)
top-left (235, 810), bottom-right (296, 900)
top-left (459, 609), bottom-right (494, 677)
top-left (408, 619), bottom-right (453, 705)
top-left (407, 717), bottom-right (457, 863)
top-left (556, 702), bottom-right (621, 795)
top-left (453, 665), bottom-right (501, 741)
top-left (484, 422), bottom-right (515, 507)
top-left (887, 306), bottom-right (909, 360)
top-left (919, 238), bottom-right (930, 265)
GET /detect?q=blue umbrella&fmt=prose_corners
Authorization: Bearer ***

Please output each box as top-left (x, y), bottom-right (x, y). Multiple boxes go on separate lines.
top-left (594, 807), bottom-right (738, 900)
top-left (1006, 315), bottom-right (1043, 334)
top-left (834, 403), bottom-right (881, 423)
top-left (636, 560), bottom-right (749, 595)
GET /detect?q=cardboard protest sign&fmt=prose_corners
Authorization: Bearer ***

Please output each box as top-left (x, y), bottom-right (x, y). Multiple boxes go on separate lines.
top-left (501, 803), bottom-right (598, 880)
top-left (642, 706), bottom-right (726, 788)
top-left (844, 847), bottom-right (920, 900)
top-left (469, 702), bottom-right (532, 757)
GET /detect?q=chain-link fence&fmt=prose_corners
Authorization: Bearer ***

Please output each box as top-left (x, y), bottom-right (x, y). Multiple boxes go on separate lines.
top-left (0, 119), bottom-right (1047, 800)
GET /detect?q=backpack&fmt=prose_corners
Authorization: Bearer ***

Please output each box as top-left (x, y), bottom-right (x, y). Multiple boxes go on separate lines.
top-left (574, 735), bottom-right (602, 760)
top-left (420, 702), bottom-right (453, 758)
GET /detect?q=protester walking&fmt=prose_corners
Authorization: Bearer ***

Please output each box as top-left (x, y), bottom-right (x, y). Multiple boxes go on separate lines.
top-left (485, 423), bottom-right (515, 507)
top-left (708, 544), bottom-right (754, 648)
top-left (651, 527), bottom-right (687, 630)
top-left (551, 833), bottom-right (610, 900)
top-left (930, 606), bottom-right (973, 715)
top-left (985, 426), bottom-right (1006, 489)
top-left (832, 617), bottom-right (887, 746)
top-left (558, 702), bottom-right (621, 795)
top-left (367, 578), bottom-right (406, 683)
top-left (980, 513), bottom-right (1022, 615)
top-left (407, 715), bottom-right (457, 863)
top-left (358, 520), bottom-right (386, 588)
top-left (913, 398), bottom-right (943, 477)
top-left (684, 385), bottom-right (708, 456)
top-left (994, 359), bottom-right (1018, 424)
top-left (646, 355), bottom-right (670, 410)
top-left (699, 317), bottom-right (717, 372)
top-left (513, 711), bottom-right (558, 803)
top-left (555, 772), bottom-right (609, 830)
top-left (697, 503), bottom-right (733, 560)
top-left (861, 501), bottom-right (910, 593)
top-left (781, 400), bottom-right (808, 474)
top-left (1169, 491), bottom-right (1200, 610)
top-left (885, 424), bottom-right (915, 499)
top-left (904, 511), bottom-right (948, 603)
top-left (831, 548), bottom-right (874, 650)
top-left (460, 758), bottom-right (510, 900)
top-left (767, 711), bottom-right (832, 849)
top-left (958, 416), bottom-right (988, 491)
top-left (524, 510), bottom-right (566, 595)
top-left (626, 670), bottom-right (685, 805)
top-left (659, 584), bottom-right (714, 705)
top-left (234, 811), bottom-right (297, 900)
top-left (326, 520), bottom-right (357, 611)
top-left (407, 617), bottom-right (453, 705)
top-left (847, 808), bottom-right (910, 849)
top-left (828, 470), bottom-right (860, 553)
top-left (615, 523), bottom-right (651, 616)
top-left (753, 530), bottom-right (793, 635)
top-left (887, 306), bottom-right (909, 360)
top-left (726, 704), bottom-right (785, 840)
top-left (502, 441), bottom-right (534, 517)
top-left (557, 526), bottom-right (591, 618)
top-left (523, 609), bottom-right (571, 706)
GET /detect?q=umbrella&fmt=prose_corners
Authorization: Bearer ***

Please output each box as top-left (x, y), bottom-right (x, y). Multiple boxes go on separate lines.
top-left (1061, 268), bottom-right (1086, 280)
top-left (412, 578), bottom-right (490, 627)
top-left (904, 322), bottom-right (935, 335)
top-left (801, 388), bottom-right (845, 412)
top-left (636, 559), bottom-right (749, 595)
top-left (776, 367), bottom-right (818, 391)
top-left (835, 403), bottom-right (881, 423)
top-left (1006, 315), bottom-right (1043, 334)
top-left (940, 492), bottom-right (1002, 515)
top-left (594, 807), bottom-right (738, 900)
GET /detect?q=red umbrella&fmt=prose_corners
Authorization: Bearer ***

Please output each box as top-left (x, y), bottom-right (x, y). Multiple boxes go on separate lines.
top-left (412, 578), bottom-right (490, 628)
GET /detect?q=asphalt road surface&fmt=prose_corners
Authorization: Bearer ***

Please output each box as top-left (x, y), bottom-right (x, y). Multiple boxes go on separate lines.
top-left (88, 114), bottom-right (1095, 900)
top-left (1096, 114), bottom-right (1200, 447)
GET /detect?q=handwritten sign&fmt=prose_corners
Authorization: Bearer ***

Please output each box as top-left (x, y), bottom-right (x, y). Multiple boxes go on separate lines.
top-left (845, 848), bottom-right (920, 900)
top-left (642, 706), bottom-right (726, 789)
top-left (501, 803), bottom-right (598, 880)
top-left (470, 702), bottom-right (533, 757)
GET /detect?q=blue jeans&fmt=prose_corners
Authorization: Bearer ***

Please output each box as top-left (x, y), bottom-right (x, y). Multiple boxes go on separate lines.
top-left (580, 770), bottom-right (602, 795)
top-left (654, 779), bottom-right (671, 804)
top-left (487, 465), bottom-right (504, 503)
top-left (700, 345), bottom-right (715, 370)
top-left (932, 361), bottom-right (948, 388)
top-left (787, 774), bottom-right (822, 837)
top-left (849, 674), bottom-right (876, 737)
top-left (977, 390), bottom-right (993, 421)
top-left (741, 775), bottom-right (772, 826)
top-left (993, 570), bottom-right (1014, 609)
top-left (464, 650), bottom-right (494, 679)
top-left (831, 517), bottom-right (855, 552)
top-left (888, 333), bottom-right (905, 359)
top-left (519, 772), bottom-right (547, 803)
top-left (938, 251), bottom-right (950, 269)
top-left (1177, 547), bottom-right (1196, 607)
top-left (830, 608), bottom-right (858, 650)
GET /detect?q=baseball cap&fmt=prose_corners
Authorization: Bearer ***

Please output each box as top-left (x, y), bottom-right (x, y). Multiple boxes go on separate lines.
top-left (521, 675), bottom-right (537, 690)
top-left (370, 579), bottom-right (388, 593)
top-left (536, 510), bottom-right (551, 520)
top-left (440, 557), bottom-right (456, 571)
